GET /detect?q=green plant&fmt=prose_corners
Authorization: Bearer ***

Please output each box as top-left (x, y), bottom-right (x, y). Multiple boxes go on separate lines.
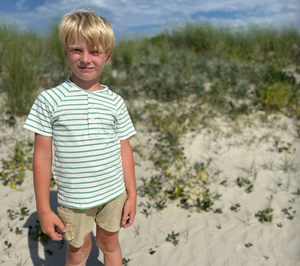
top-left (1, 25), bottom-right (42, 115)
top-left (122, 258), bottom-right (132, 265)
top-left (259, 82), bottom-right (293, 111)
top-left (195, 189), bottom-right (215, 212)
top-left (293, 188), bottom-right (300, 195)
top-left (282, 207), bottom-right (296, 220)
top-left (139, 176), bottom-right (163, 199)
top-left (3, 240), bottom-right (12, 257)
top-left (4, 240), bottom-right (12, 248)
top-left (149, 248), bottom-right (156, 255)
top-left (230, 203), bottom-right (241, 212)
top-left (214, 208), bottom-right (223, 213)
top-left (166, 231), bottom-right (180, 246)
top-left (7, 207), bottom-right (29, 221)
top-left (273, 140), bottom-right (296, 154)
top-left (137, 102), bottom-right (221, 212)
top-left (279, 154), bottom-right (299, 172)
top-left (139, 202), bottom-right (152, 218)
top-left (255, 208), bottom-right (273, 223)
top-left (15, 227), bottom-right (23, 235)
top-left (220, 180), bottom-right (227, 186)
top-left (236, 177), bottom-right (253, 193)
top-left (154, 199), bottom-right (167, 210)
top-left (0, 141), bottom-right (33, 188)
top-left (262, 155), bottom-right (276, 170)
top-left (50, 173), bottom-right (56, 189)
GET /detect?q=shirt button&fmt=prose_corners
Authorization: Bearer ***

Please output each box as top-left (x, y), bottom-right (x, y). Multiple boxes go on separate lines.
top-left (90, 117), bottom-right (95, 121)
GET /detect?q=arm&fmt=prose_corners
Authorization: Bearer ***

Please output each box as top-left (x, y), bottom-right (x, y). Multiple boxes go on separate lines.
top-left (120, 139), bottom-right (136, 228)
top-left (33, 133), bottom-right (66, 240)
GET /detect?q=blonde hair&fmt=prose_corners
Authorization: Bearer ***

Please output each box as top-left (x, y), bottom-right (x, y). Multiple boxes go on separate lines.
top-left (59, 8), bottom-right (114, 55)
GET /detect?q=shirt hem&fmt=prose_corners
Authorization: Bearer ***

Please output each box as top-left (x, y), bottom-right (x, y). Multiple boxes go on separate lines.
top-left (58, 188), bottom-right (126, 210)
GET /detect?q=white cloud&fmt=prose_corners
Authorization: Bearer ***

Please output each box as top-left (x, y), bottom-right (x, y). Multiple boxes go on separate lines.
top-left (0, 0), bottom-right (299, 35)
top-left (16, 0), bottom-right (27, 10)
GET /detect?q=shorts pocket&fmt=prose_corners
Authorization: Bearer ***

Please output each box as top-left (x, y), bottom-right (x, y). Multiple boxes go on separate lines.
top-left (57, 205), bottom-right (75, 242)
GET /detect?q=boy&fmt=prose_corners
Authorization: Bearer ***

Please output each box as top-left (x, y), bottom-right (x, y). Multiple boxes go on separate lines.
top-left (24, 9), bottom-right (136, 266)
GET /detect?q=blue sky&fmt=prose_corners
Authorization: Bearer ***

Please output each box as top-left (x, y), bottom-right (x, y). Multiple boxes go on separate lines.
top-left (0, 0), bottom-right (299, 38)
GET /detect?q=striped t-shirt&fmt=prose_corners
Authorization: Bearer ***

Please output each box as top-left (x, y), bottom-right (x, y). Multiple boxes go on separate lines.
top-left (24, 79), bottom-right (136, 209)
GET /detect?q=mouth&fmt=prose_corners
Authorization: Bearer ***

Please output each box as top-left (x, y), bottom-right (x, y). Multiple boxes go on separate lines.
top-left (78, 66), bottom-right (94, 71)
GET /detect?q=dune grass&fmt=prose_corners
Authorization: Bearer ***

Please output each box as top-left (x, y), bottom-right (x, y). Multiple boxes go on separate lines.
top-left (0, 22), bottom-right (299, 118)
top-left (0, 25), bottom-right (42, 115)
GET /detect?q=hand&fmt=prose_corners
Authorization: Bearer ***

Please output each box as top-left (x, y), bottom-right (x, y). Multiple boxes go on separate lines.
top-left (38, 210), bottom-right (66, 241)
top-left (122, 196), bottom-right (136, 228)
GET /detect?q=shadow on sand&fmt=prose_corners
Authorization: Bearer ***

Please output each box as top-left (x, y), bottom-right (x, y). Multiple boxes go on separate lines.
top-left (23, 191), bottom-right (104, 266)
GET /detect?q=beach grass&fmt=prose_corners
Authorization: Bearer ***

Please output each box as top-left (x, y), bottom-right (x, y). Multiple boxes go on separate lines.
top-left (0, 22), bottom-right (299, 117)
top-left (0, 25), bottom-right (42, 115)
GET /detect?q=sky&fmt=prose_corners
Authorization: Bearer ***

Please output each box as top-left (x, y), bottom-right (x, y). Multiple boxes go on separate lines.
top-left (0, 0), bottom-right (299, 39)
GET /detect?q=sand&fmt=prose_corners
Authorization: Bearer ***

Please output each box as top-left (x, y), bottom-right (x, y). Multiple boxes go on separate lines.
top-left (0, 110), bottom-right (299, 266)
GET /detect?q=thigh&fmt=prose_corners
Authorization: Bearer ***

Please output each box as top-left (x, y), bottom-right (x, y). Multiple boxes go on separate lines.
top-left (67, 232), bottom-right (92, 252)
top-left (95, 191), bottom-right (127, 232)
top-left (57, 204), bottom-right (96, 248)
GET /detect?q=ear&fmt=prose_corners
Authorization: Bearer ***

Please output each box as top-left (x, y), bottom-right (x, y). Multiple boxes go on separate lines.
top-left (105, 53), bottom-right (112, 64)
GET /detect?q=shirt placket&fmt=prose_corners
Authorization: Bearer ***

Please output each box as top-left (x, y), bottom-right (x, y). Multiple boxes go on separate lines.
top-left (88, 94), bottom-right (95, 127)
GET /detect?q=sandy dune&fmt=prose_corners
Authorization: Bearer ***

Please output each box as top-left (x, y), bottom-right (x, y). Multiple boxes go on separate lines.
top-left (0, 112), bottom-right (299, 266)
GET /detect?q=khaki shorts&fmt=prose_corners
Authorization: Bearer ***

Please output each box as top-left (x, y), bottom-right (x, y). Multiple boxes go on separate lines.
top-left (57, 191), bottom-right (127, 248)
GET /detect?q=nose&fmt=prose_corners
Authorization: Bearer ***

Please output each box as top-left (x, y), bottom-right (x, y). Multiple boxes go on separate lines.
top-left (80, 51), bottom-right (90, 64)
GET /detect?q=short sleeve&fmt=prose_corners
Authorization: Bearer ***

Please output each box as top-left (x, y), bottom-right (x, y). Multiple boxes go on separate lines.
top-left (115, 98), bottom-right (136, 140)
top-left (23, 92), bottom-right (53, 137)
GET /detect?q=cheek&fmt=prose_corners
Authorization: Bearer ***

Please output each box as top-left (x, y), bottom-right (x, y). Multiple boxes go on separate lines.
top-left (67, 55), bottom-right (78, 64)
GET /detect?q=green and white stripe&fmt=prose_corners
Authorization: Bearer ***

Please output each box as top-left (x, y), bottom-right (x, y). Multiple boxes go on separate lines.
top-left (24, 79), bottom-right (136, 209)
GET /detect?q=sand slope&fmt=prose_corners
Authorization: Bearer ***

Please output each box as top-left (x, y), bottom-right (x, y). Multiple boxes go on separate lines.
top-left (0, 113), bottom-right (299, 266)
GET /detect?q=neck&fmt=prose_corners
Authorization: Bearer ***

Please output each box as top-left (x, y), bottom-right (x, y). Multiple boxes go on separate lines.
top-left (70, 75), bottom-right (103, 92)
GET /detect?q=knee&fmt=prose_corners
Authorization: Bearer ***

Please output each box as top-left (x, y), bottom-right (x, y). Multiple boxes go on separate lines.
top-left (96, 237), bottom-right (120, 254)
top-left (67, 245), bottom-right (91, 265)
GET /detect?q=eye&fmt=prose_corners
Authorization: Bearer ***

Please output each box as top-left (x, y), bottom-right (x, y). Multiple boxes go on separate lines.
top-left (72, 49), bottom-right (81, 54)
top-left (90, 51), bottom-right (99, 56)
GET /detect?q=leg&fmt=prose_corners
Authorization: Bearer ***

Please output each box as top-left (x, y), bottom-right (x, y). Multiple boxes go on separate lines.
top-left (65, 232), bottom-right (92, 266)
top-left (96, 226), bottom-right (122, 266)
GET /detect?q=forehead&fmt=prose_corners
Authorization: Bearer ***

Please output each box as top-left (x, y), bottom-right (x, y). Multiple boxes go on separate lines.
top-left (67, 36), bottom-right (103, 50)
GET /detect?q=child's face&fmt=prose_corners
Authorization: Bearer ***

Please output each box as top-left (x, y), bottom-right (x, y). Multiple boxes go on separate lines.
top-left (65, 38), bottom-right (111, 85)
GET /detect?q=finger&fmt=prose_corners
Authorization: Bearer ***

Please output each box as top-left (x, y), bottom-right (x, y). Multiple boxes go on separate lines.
top-left (48, 227), bottom-right (61, 241)
top-left (122, 207), bottom-right (130, 227)
top-left (125, 213), bottom-right (135, 228)
top-left (128, 212), bottom-right (135, 225)
top-left (50, 225), bottom-right (65, 241)
top-left (54, 231), bottom-right (64, 240)
top-left (55, 218), bottom-right (66, 234)
top-left (50, 232), bottom-right (64, 241)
